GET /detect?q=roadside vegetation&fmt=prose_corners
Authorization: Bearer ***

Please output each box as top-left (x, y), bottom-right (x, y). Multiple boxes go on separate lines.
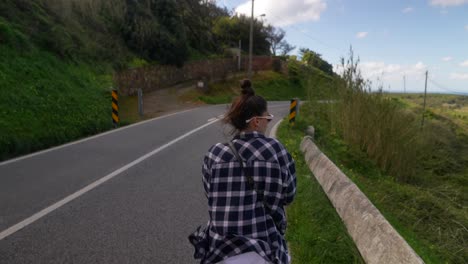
top-left (185, 48), bottom-right (334, 105)
top-left (182, 70), bottom-right (308, 105)
top-left (0, 0), bottom-right (295, 161)
top-left (277, 117), bottom-right (364, 263)
top-left (0, 27), bottom-right (113, 161)
top-left (280, 49), bottom-right (467, 263)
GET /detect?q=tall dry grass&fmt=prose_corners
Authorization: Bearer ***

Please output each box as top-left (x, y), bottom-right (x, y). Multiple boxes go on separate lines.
top-left (308, 48), bottom-right (425, 182)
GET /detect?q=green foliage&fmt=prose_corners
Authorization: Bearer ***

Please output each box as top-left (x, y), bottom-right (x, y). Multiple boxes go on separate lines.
top-left (254, 71), bottom-right (307, 100)
top-left (299, 48), bottom-right (334, 76)
top-left (0, 18), bottom-right (30, 50)
top-left (0, 46), bottom-right (112, 161)
top-left (287, 59), bottom-right (302, 86)
top-left (195, 71), bottom-right (309, 105)
top-left (212, 14), bottom-right (270, 55)
top-left (0, 0), bottom-right (285, 67)
top-left (123, 0), bottom-right (189, 67)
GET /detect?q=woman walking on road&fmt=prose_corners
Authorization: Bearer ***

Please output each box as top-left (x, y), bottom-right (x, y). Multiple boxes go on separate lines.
top-left (189, 79), bottom-right (297, 264)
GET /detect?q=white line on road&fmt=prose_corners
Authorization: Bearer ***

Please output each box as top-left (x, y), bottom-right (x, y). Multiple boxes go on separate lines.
top-left (269, 119), bottom-right (283, 139)
top-left (0, 108), bottom-right (197, 167)
top-left (0, 118), bottom-right (220, 241)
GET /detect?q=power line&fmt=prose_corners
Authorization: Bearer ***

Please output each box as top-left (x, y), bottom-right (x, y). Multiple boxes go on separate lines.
top-left (269, 14), bottom-right (347, 57)
top-left (428, 78), bottom-right (468, 96)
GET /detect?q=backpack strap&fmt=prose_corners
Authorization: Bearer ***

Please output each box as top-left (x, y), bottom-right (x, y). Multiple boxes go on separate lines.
top-left (227, 141), bottom-right (255, 190)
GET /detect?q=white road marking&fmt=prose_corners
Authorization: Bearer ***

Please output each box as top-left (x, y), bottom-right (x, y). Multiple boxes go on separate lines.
top-left (207, 118), bottom-right (217, 122)
top-left (1, 103), bottom-right (290, 167)
top-left (0, 118), bottom-right (220, 241)
top-left (0, 108), bottom-right (197, 167)
top-left (269, 118), bottom-right (283, 139)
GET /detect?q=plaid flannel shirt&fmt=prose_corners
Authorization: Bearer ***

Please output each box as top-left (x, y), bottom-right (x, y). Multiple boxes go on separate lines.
top-left (198, 131), bottom-right (296, 264)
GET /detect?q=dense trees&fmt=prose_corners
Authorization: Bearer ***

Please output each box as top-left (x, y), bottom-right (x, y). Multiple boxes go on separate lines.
top-left (123, 0), bottom-right (189, 66)
top-left (0, 0), bottom-right (301, 68)
top-left (212, 14), bottom-right (270, 55)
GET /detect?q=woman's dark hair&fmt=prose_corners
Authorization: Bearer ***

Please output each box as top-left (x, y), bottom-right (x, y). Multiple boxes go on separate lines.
top-left (223, 79), bottom-right (267, 132)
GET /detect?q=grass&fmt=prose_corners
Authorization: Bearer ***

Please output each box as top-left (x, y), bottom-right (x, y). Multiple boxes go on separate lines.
top-left (118, 94), bottom-right (143, 125)
top-left (289, 101), bottom-right (468, 263)
top-left (387, 93), bottom-right (468, 134)
top-left (0, 43), bottom-right (113, 161)
top-left (277, 115), bottom-right (364, 263)
top-left (185, 71), bottom-right (308, 105)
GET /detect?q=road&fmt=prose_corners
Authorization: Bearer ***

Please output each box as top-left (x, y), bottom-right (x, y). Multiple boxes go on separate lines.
top-left (0, 102), bottom-right (291, 264)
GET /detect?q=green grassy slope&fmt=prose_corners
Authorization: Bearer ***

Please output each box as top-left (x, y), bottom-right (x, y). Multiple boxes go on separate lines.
top-left (0, 20), bottom-right (113, 160)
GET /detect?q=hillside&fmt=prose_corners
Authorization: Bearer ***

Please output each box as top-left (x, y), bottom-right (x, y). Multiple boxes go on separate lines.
top-left (0, 0), bottom-right (334, 161)
top-left (0, 0), bottom-right (231, 160)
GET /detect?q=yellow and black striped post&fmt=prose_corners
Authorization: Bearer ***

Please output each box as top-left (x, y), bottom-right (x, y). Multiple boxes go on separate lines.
top-left (289, 98), bottom-right (298, 126)
top-left (111, 89), bottom-right (119, 127)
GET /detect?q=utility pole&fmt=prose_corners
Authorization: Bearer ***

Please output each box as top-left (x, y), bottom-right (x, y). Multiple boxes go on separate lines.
top-left (248, 0), bottom-right (254, 78)
top-left (238, 40), bottom-right (242, 71)
top-left (403, 75), bottom-right (406, 93)
top-left (421, 70), bottom-right (428, 129)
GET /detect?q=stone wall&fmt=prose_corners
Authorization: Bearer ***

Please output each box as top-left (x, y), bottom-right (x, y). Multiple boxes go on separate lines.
top-left (115, 56), bottom-right (285, 95)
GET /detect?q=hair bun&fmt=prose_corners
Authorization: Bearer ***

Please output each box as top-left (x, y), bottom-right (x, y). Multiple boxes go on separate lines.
top-left (240, 79), bottom-right (255, 96)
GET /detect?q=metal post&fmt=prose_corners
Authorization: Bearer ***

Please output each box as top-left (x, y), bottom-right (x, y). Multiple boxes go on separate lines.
top-left (111, 89), bottom-right (119, 127)
top-left (137, 88), bottom-right (143, 118)
top-left (403, 75), bottom-right (406, 93)
top-left (238, 40), bottom-right (242, 71)
top-left (421, 71), bottom-right (428, 129)
top-left (289, 98), bottom-right (298, 126)
top-left (248, 0), bottom-right (254, 78)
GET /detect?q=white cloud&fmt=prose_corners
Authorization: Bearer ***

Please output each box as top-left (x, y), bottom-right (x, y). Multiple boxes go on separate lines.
top-left (442, 57), bottom-right (453, 61)
top-left (465, 25), bottom-right (468, 31)
top-left (356, 32), bottom-right (368, 39)
top-left (402, 7), bottom-right (414, 13)
top-left (450, 73), bottom-right (468, 79)
top-left (234, 0), bottom-right (326, 27)
top-left (460, 60), bottom-right (468, 67)
top-left (356, 61), bottom-right (427, 81)
top-left (430, 0), bottom-right (468, 7)
top-left (332, 61), bottom-right (429, 91)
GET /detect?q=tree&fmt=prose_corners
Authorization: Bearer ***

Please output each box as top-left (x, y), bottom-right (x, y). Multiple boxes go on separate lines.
top-left (123, 0), bottom-right (189, 66)
top-left (278, 41), bottom-right (295, 56)
top-left (299, 47), bottom-right (333, 75)
top-left (265, 25), bottom-right (284, 56)
top-left (177, 0), bottom-right (229, 53)
top-left (265, 25), bottom-right (295, 56)
top-left (212, 14), bottom-right (270, 55)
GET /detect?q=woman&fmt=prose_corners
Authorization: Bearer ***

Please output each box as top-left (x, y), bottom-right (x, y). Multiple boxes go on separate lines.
top-left (189, 79), bottom-right (296, 264)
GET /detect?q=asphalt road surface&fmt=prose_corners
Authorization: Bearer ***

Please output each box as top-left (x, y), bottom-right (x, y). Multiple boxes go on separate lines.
top-left (0, 102), bottom-right (291, 264)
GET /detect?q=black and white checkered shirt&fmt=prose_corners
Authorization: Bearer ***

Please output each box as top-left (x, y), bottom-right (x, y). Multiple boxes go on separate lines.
top-left (194, 131), bottom-right (296, 264)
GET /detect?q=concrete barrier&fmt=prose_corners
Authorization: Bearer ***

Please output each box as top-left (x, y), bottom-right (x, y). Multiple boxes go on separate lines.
top-left (300, 132), bottom-right (424, 264)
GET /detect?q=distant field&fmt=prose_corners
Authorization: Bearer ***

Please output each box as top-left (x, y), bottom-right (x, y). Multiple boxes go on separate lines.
top-left (387, 93), bottom-right (468, 132)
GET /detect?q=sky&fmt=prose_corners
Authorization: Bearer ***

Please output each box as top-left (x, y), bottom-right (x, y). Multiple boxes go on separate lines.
top-left (216, 0), bottom-right (468, 94)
